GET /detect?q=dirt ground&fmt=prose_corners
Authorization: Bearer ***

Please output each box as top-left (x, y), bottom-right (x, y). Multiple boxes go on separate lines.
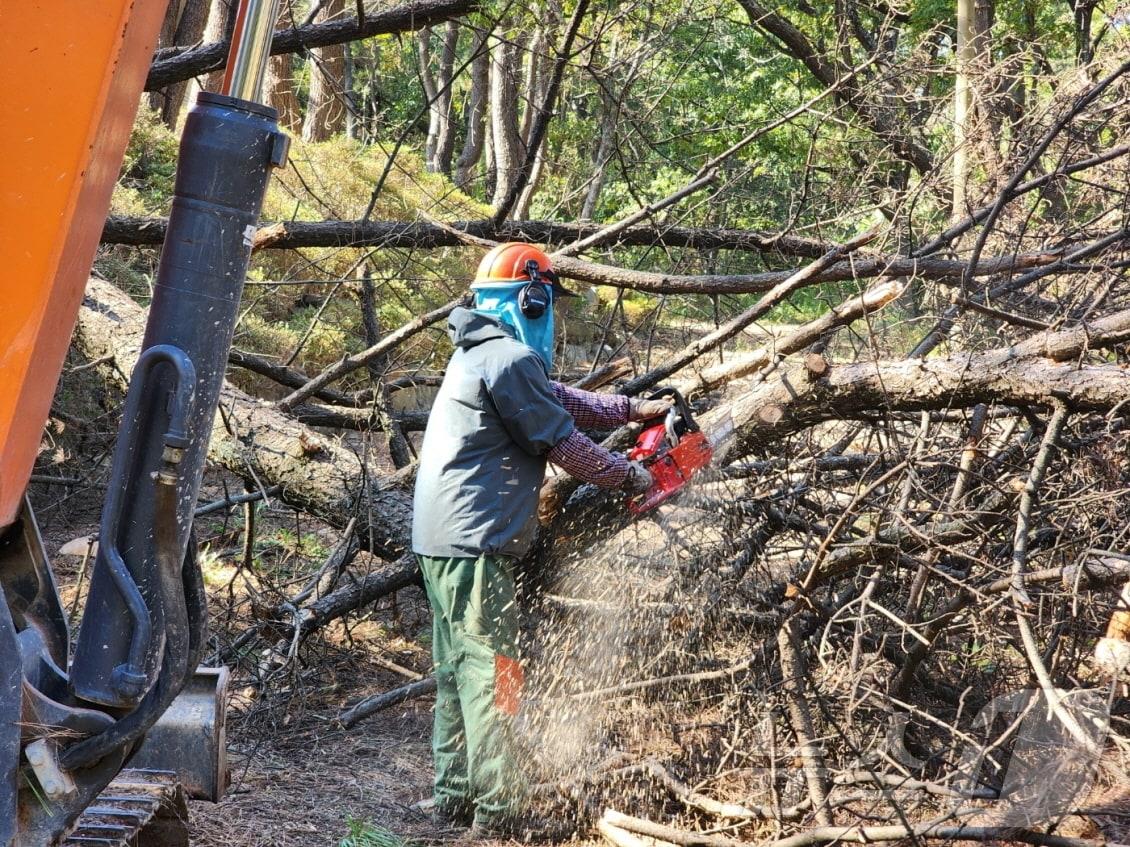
top-left (188, 686), bottom-right (448, 847)
top-left (33, 464), bottom-right (608, 847)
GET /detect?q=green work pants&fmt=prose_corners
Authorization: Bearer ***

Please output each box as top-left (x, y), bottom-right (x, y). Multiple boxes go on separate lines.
top-left (417, 554), bottom-right (526, 823)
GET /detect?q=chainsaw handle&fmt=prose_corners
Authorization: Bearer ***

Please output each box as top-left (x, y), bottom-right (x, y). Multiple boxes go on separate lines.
top-left (641, 386), bottom-right (700, 433)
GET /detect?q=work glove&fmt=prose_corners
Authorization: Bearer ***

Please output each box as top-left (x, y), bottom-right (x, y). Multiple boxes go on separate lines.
top-left (537, 481), bottom-right (564, 526)
top-left (622, 460), bottom-right (654, 495)
top-left (629, 394), bottom-right (676, 422)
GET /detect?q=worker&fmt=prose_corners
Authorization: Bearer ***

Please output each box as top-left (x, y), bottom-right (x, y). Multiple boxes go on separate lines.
top-left (412, 242), bottom-right (673, 839)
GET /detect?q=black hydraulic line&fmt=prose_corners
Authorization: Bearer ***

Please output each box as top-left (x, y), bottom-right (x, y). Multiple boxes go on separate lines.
top-left (61, 469), bottom-right (189, 771)
top-left (88, 345), bottom-right (196, 700)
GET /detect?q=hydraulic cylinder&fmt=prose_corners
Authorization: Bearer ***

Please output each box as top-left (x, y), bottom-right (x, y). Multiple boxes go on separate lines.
top-left (71, 93), bottom-right (287, 707)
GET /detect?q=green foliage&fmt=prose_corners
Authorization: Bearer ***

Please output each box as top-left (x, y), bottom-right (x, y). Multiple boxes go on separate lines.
top-left (101, 0), bottom-right (1117, 384)
top-left (112, 108), bottom-right (179, 216)
top-left (339, 819), bottom-right (412, 847)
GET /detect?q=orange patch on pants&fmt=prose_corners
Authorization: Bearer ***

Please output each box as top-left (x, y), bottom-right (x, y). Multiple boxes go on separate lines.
top-left (494, 654), bottom-right (523, 716)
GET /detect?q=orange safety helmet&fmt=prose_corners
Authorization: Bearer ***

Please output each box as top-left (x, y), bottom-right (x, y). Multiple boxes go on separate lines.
top-left (473, 242), bottom-right (575, 296)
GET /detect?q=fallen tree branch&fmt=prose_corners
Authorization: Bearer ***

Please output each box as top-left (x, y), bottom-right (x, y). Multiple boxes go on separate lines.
top-left (600, 810), bottom-right (1111, 847)
top-left (145, 0), bottom-right (478, 90)
top-left (339, 676), bottom-right (438, 727)
top-left (705, 343), bottom-right (1130, 462)
top-left (76, 279), bottom-right (415, 557)
top-left (571, 656), bottom-right (756, 702)
top-left (618, 227), bottom-right (881, 396)
top-left (276, 298), bottom-right (462, 412)
top-left (550, 249), bottom-right (1061, 296)
top-left (778, 618), bottom-right (833, 825)
top-left (101, 216), bottom-right (834, 258)
top-left (677, 279), bottom-right (905, 398)
top-left (637, 759), bottom-right (809, 821)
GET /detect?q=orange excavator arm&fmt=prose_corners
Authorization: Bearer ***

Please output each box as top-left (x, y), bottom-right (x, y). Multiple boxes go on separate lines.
top-left (1, 4), bottom-right (287, 844)
top-left (0, 1), bottom-right (168, 529)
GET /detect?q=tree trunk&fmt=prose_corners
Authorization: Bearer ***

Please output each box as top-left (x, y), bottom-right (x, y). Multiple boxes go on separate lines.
top-left (264, 0), bottom-right (302, 133)
top-left (151, 0), bottom-right (210, 126)
top-left (265, 53), bottom-right (302, 132)
top-left (343, 42), bottom-right (357, 139)
top-left (302, 0), bottom-right (348, 142)
top-left (1072, 0), bottom-right (1097, 66)
top-left (433, 21), bottom-right (459, 174)
top-left (150, 0), bottom-right (185, 114)
top-left (513, 144), bottom-right (546, 219)
top-left (454, 27), bottom-right (489, 191)
top-left (75, 279), bottom-right (414, 557)
top-left (185, 0), bottom-right (234, 105)
top-left (418, 24), bottom-right (457, 172)
top-left (418, 27), bottom-right (438, 165)
top-left (489, 28), bottom-right (523, 209)
top-left (581, 78), bottom-right (620, 221)
top-left (953, 0), bottom-right (975, 217)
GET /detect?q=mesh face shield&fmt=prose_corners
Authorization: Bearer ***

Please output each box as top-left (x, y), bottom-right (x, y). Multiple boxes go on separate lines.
top-left (471, 280), bottom-right (556, 371)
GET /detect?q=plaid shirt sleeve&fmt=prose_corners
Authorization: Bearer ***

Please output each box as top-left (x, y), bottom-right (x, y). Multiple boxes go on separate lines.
top-left (550, 382), bottom-right (631, 430)
top-left (547, 429), bottom-right (629, 488)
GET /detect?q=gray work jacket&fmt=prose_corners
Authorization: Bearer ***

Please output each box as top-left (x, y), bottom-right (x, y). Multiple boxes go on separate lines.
top-left (411, 308), bottom-right (573, 558)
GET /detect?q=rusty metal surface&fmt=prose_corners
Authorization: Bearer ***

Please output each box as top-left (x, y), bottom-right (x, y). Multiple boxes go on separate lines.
top-left (63, 769), bottom-right (187, 847)
top-left (127, 666), bottom-right (230, 801)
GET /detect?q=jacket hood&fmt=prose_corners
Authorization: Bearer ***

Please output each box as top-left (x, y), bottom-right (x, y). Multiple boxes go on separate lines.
top-left (447, 307), bottom-right (515, 349)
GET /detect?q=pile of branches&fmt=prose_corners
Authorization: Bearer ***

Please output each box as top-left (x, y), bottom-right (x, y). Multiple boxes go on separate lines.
top-left (72, 50), bottom-right (1130, 846)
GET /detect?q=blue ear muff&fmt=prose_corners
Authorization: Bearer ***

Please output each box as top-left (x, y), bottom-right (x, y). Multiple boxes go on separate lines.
top-left (518, 260), bottom-right (551, 319)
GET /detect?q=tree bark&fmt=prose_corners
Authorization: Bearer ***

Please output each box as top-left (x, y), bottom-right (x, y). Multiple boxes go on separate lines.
top-left (147, 0), bottom-right (478, 91)
top-left (453, 27), bottom-right (490, 190)
top-left (182, 0), bottom-right (233, 106)
top-left (151, 0), bottom-right (209, 126)
top-left (489, 28), bottom-right (523, 209)
top-left (418, 27), bottom-right (438, 166)
top-left (706, 322), bottom-right (1130, 461)
top-left (264, 0), bottom-right (302, 132)
top-left (434, 22), bottom-right (459, 173)
top-left (302, 0), bottom-right (348, 142)
top-left (101, 215), bottom-right (842, 258)
top-left (581, 73), bottom-right (620, 221)
top-left (953, 0), bottom-right (975, 215)
top-left (75, 280), bottom-right (414, 558)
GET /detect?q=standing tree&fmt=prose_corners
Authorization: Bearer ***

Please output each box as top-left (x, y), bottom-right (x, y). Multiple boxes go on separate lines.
top-left (303, 0), bottom-right (348, 142)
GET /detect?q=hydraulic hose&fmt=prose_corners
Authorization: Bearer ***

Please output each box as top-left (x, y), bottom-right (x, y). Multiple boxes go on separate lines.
top-left (92, 345), bottom-right (195, 701)
top-left (61, 463), bottom-right (189, 770)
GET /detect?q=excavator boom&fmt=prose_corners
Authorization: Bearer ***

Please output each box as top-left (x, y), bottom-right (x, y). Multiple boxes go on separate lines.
top-left (1, 2), bottom-right (286, 844)
top-left (0, 2), bottom-right (168, 528)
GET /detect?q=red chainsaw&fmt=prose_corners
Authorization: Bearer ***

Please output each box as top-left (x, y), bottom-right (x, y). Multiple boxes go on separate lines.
top-left (627, 387), bottom-right (714, 515)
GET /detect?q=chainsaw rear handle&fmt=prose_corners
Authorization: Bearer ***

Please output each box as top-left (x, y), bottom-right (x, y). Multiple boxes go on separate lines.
top-left (637, 387), bottom-right (700, 441)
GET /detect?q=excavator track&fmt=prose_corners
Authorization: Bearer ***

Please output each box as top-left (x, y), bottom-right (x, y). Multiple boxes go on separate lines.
top-left (63, 769), bottom-right (188, 847)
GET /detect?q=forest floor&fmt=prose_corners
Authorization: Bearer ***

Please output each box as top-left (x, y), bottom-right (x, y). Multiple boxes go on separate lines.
top-left (38, 471), bottom-right (484, 847)
top-left (33, 322), bottom-right (1130, 847)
